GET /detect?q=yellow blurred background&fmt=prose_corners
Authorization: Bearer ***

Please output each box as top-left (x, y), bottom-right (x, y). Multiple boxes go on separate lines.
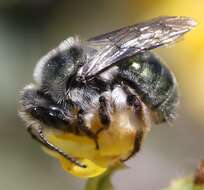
top-left (0, 0), bottom-right (204, 190)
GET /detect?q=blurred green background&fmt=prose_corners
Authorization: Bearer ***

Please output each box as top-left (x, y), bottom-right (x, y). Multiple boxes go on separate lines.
top-left (0, 0), bottom-right (204, 190)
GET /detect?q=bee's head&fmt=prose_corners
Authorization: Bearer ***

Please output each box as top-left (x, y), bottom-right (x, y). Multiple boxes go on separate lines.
top-left (33, 37), bottom-right (86, 102)
top-left (20, 37), bottom-right (100, 130)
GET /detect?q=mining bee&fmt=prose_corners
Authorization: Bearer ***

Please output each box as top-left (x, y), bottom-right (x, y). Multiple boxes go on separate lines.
top-left (19, 16), bottom-right (196, 168)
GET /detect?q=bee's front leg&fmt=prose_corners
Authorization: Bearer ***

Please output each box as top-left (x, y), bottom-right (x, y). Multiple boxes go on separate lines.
top-left (77, 110), bottom-right (99, 149)
top-left (77, 95), bottom-right (111, 150)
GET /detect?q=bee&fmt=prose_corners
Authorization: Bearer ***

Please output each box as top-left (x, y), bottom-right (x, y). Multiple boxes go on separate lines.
top-left (19, 16), bottom-right (196, 168)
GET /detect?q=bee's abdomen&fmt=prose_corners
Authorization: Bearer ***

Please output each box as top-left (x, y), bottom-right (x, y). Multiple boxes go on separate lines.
top-left (117, 52), bottom-right (178, 123)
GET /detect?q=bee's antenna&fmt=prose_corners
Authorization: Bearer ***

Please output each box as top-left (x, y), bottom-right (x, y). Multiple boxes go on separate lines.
top-left (26, 124), bottom-right (87, 168)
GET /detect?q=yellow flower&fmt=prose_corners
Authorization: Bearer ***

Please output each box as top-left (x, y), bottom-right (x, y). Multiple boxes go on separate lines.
top-left (43, 106), bottom-right (150, 178)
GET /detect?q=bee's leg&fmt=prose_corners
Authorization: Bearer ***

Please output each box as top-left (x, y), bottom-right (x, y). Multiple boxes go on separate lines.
top-left (121, 84), bottom-right (145, 160)
top-left (96, 96), bottom-right (111, 136)
top-left (27, 124), bottom-right (86, 168)
top-left (77, 110), bottom-right (99, 149)
top-left (122, 128), bottom-right (144, 161)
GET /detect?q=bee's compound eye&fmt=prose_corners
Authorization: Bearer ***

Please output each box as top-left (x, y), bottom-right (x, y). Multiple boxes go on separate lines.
top-left (28, 106), bottom-right (70, 127)
top-left (49, 106), bottom-right (64, 118)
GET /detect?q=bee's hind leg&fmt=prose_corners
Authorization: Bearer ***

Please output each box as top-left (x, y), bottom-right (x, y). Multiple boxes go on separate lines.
top-left (121, 83), bottom-right (146, 160)
top-left (122, 127), bottom-right (144, 161)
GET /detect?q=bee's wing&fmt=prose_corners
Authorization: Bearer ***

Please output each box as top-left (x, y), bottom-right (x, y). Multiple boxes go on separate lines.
top-left (81, 16), bottom-right (196, 79)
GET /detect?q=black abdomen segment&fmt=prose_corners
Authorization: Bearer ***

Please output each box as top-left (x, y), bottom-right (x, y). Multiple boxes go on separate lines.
top-left (117, 52), bottom-right (178, 123)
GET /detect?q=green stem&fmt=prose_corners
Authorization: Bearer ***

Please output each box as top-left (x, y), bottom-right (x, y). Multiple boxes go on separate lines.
top-left (85, 164), bottom-right (124, 190)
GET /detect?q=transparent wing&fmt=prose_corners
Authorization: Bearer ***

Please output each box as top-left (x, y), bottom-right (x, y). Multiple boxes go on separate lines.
top-left (81, 16), bottom-right (196, 79)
